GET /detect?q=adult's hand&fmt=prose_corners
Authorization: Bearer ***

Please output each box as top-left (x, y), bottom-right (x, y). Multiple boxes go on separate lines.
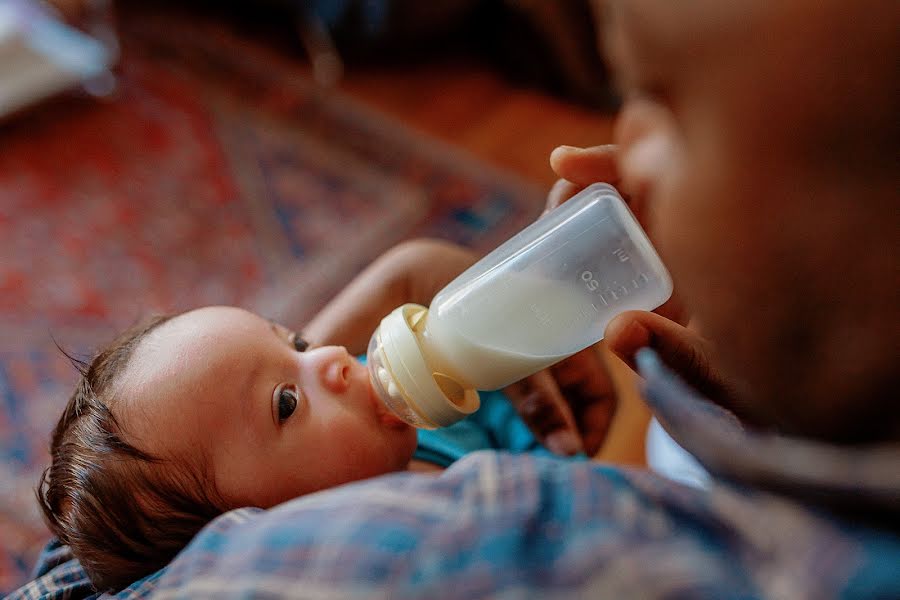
top-left (505, 144), bottom-right (684, 456)
top-left (544, 145), bottom-right (622, 216)
top-left (605, 312), bottom-right (726, 398)
top-left (606, 311), bottom-right (744, 420)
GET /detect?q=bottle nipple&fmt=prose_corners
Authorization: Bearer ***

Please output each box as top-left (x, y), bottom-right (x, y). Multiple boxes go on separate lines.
top-left (366, 304), bottom-right (479, 429)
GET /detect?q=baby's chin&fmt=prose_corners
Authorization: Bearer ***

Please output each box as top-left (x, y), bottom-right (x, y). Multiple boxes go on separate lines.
top-left (356, 360), bottom-right (418, 461)
top-left (360, 368), bottom-right (415, 431)
top-left (397, 434), bottom-right (418, 471)
top-left (379, 406), bottom-right (420, 468)
top-left (379, 409), bottom-right (412, 430)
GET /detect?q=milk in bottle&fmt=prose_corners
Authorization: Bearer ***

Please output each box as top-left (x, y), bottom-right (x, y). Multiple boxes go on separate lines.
top-left (366, 183), bottom-right (672, 429)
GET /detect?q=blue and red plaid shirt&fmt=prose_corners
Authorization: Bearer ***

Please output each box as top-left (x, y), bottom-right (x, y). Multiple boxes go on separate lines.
top-left (10, 350), bottom-right (900, 599)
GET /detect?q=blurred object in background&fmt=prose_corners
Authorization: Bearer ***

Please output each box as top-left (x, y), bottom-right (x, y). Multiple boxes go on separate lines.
top-left (290, 0), bottom-right (480, 88)
top-left (485, 0), bottom-right (617, 109)
top-left (0, 0), bottom-right (118, 119)
top-left (255, 0), bottom-right (615, 108)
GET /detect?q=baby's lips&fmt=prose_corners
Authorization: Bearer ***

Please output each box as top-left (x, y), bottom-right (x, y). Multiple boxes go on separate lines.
top-left (379, 410), bottom-right (409, 430)
top-left (372, 391), bottom-right (411, 429)
top-left (361, 363), bottom-right (411, 430)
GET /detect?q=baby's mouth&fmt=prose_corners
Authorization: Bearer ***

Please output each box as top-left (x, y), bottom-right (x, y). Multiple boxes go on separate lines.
top-left (361, 366), bottom-right (409, 430)
top-left (379, 407), bottom-right (408, 429)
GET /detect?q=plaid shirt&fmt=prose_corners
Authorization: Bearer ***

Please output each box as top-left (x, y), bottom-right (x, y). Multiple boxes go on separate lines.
top-left (10, 350), bottom-right (900, 599)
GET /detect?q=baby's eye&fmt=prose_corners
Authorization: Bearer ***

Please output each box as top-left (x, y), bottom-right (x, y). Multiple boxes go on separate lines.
top-left (274, 384), bottom-right (300, 424)
top-left (291, 333), bottom-right (309, 352)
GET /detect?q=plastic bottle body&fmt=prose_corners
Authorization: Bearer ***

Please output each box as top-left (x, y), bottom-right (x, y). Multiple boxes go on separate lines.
top-left (367, 183), bottom-right (672, 427)
top-left (418, 183), bottom-right (673, 390)
top-left (417, 307), bottom-right (571, 391)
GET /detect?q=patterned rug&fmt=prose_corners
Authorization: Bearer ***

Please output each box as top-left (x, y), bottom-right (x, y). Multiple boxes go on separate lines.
top-left (0, 10), bottom-right (543, 592)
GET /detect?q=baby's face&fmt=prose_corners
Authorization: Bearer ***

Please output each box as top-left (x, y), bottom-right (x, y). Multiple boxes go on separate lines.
top-left (115, 306), bottom-right (418, 509)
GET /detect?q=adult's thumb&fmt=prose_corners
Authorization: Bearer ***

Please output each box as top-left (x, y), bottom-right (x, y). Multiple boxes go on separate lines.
top-left (605, 311), bottom-right (732, 404)
top-left (549, 144), bottom-right (620, 187)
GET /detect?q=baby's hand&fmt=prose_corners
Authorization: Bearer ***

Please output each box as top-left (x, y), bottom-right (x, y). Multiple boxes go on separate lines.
top-left (504, 346), bottom-right (615, 456)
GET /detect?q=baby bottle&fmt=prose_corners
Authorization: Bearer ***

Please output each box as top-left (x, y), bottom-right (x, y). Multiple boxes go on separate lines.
top-left (366, 183), bottom-right (673, 429)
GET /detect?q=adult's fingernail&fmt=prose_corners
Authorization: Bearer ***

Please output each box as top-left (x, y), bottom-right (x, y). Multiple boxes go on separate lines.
top-left (552, 145), bottom-right (582, 156)
top-left (545, 430), bottom-right (583, 456)
top-left (550, 146), bottom-right (582, 164)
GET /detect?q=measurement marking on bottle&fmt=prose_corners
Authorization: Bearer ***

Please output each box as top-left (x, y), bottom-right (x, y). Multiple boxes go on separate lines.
top-left (581, 270), bottom-right (641, 306)
top-left (580, 270), bottom-right (600, 291)
top-left (613, 248), bottom-right (630, 262)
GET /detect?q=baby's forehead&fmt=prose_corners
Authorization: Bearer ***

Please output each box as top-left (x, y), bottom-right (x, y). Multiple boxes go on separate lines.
top-left (147, 306), bottom-right (261, 374)
top-left (113, 307), bottom-right (262, 443)
top-left (159, 306), bottom-right (264, 341)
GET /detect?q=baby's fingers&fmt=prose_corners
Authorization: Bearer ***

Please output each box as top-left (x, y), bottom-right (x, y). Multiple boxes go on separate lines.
top-left (504, 370), bottom-right (583, 456)
top-left (547, 346), bottom-right (617, 456)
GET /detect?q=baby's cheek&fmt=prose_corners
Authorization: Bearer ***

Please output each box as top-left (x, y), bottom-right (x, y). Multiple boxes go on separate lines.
top-left (353, 421), bottom-right (416, 475)
top-left (390, 426), bottom-right (419, 468)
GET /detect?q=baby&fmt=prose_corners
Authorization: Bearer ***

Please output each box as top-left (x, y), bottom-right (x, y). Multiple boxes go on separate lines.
top-left (37, 239), bottom-right (569, 591)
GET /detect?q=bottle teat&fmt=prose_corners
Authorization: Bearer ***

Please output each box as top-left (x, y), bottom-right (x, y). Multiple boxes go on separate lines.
top-left (366, 304), bottom-right (479, 429)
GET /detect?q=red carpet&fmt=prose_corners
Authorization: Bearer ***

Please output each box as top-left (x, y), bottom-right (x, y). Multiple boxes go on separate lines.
top-left (0, 9), bottom-right (543, 591)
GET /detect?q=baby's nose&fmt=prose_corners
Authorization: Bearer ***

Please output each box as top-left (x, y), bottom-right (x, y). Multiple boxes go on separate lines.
top-left (313, 346), bottom-right (352, 393)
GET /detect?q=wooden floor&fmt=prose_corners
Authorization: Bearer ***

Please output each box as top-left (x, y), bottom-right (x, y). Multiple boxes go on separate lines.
top-left (339, 60), bottom-right (615, 188)
top-left (338, 62), bottom-right (650, 465)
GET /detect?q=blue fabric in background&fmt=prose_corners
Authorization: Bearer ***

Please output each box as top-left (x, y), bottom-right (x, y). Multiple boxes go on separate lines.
top-left (297, 0), bottom-right (389, 36)
top-left (359, 355), bottom-right (585, 466)
top-left (414, 388), bottom-right (585, 467)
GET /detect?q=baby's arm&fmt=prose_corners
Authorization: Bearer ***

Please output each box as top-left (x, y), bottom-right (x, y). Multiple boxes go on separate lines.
top-left (302, 239), bottom-right (478, 355)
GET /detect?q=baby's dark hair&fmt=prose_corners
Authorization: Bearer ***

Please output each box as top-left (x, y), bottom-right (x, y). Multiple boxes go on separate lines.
top-left (37, 315), bottom-right (226, 592)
